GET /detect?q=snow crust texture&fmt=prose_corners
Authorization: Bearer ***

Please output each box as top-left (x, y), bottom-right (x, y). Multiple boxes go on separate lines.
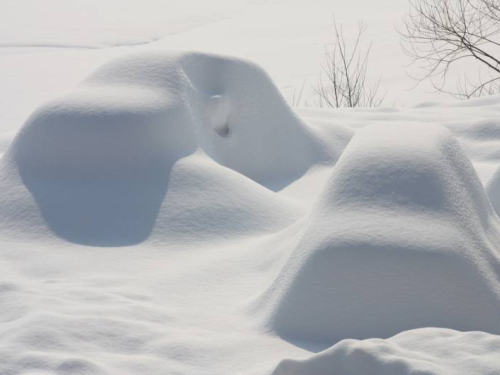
top-left (1, 50), bottom-right (500, 375)
top-left (273, 328), bottom-right (500, 375)
top-left (262, 123), bottom-right (500, 344)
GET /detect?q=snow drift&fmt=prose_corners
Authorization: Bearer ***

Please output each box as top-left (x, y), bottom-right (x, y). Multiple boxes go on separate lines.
top-left (10, 50), bottom-right (322, 186)
top-left (1, 50), bottom-right (333, 246)
top-left (272, 328), bottom-right (500, 375)
top-left (261, 123), bottom-right (500, 344)
top-left (2, 50), bottom-right (500, 374)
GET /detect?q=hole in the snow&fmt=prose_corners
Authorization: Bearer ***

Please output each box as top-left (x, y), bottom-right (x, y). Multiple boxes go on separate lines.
top-left (208, 95), bottom-right (231, 138)
top-left (214, 121), bottom-right (230, 137)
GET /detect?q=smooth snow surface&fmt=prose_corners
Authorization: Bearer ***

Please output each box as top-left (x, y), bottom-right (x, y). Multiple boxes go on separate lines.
top-left (2, 50), bottom-right (500, 374)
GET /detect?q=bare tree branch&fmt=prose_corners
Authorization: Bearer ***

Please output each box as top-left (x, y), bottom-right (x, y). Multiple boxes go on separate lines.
top-left (399, 0), bottom-right (500, 98)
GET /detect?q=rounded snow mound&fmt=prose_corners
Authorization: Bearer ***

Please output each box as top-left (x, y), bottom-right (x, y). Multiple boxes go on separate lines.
top-left (7, 50), bottom-right (322, 186)
top-left (261, 124), bottom-right (500, 344)
top-left (1, 50), bottom-right (320, 245)
top-left (272, 328), bottom-right (500, 375)
top-left (11, 85), bottom-right (195, 181)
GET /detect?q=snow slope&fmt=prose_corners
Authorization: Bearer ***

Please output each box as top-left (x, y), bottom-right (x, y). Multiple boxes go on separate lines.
top-left (1, 50), bottom-right (500, 374)
top-left (259, 123), bottom-right (500, 344)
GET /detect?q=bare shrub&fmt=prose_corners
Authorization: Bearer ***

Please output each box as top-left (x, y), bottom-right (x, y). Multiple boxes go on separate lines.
top-left (315, 20), bottom-right (386, 108)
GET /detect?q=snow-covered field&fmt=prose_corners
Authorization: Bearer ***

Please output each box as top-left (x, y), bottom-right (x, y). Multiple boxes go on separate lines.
top-left (2, 1), bottom-right (500, 375)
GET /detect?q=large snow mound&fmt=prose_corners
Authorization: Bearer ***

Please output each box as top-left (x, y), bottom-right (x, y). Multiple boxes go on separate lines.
top-left (1, 50), bottom-right (343, 246)
top-left (261, 123), bottom-right (500, 344)
top-left (272, 328), bottom-right (500, 375)
top-left (9, 50), bottom-right (324, 187)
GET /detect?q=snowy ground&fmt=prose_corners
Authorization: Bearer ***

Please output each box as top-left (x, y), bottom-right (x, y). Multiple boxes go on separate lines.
top-left (2, 1), bottom-right (500, 375)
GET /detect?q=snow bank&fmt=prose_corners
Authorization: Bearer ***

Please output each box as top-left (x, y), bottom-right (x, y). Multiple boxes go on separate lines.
top-left (261, 123), bottom-right (500, 344)
top-left (272, 328), bottom-right (500, 375)
top-left (10, 50), bottom-right (323, 186)
top-left (2, 50), bottom-right (330, 246)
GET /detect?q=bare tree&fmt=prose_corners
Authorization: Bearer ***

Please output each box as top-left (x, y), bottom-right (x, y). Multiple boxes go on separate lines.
top-left (315, 20), bottom-right (386, 108)
top-left (400, 0), bottom-right (500, 99)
